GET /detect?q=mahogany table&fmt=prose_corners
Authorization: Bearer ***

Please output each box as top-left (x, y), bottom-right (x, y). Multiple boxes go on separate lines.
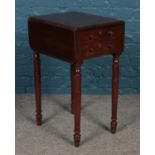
top-left (28, 11), bottom-right (125, 147)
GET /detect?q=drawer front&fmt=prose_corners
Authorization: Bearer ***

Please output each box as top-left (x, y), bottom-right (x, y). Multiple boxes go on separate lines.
top-left (78, 24), bottom-right (124, 59)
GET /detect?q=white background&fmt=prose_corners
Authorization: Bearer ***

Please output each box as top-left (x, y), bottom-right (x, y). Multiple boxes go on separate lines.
top-left (0, 0), bottom-right (154, 154)
top-left (0, 0), bottom-right (15, 154)
top-left (141, 0), bottom-right (155, 155)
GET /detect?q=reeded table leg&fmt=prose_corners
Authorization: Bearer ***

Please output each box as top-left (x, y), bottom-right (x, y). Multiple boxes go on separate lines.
top-left (33, 51), bottom-right (42, 126)
top-left (71, 64), bottom-right (74, 114)
top-left (71, 63), bottom-right (81, 147)
top-left (111, 54), bottom-right (119, 133)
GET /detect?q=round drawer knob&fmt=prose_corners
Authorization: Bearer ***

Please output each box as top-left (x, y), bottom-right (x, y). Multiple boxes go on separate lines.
top-left (98, 43), bottom-right (102, 48)
top-left (107, 31), bottom-right (113, 36)
top-left (98, 31), bottom-right (106, 36)
top-left (89, 48), bottom-right (94, 53)
top-left (88, 35), bottom-right (94, 40)
top-left (98, 31), bottom-right (103, 35)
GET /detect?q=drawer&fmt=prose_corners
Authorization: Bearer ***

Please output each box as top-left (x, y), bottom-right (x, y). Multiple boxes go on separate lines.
top-left (78, 24), bottom-right (125, 59)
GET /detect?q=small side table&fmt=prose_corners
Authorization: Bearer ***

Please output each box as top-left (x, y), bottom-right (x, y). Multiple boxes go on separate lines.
top-left (28, 11), bottom-right (125, 147)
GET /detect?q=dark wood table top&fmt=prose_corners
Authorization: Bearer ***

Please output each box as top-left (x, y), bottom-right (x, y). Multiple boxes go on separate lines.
top-left (29, 11), bottom-right (124, 30)
top-left (28, 11), bottom-right (125, 63)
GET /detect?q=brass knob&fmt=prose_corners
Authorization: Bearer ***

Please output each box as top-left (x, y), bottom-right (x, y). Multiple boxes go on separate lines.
top-left (89, 48), bottom-right (94, 53)
top-left (98, 31), bottom-right (106, 36)
top-left (89, 35), bottom-right (93, 40)
top-left (98, 43), bottom-right (102, 48)
top-left (107, 31), bottom-right (113, 36)
top-left (98, 31), bottom-right (103, 36)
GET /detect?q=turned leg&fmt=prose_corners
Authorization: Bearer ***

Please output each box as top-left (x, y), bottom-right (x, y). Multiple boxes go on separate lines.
top-left (33, 51), bottom-right (42, 125)
top-left (72, 63), bottom-right (81, 147)
top-left (111, 55), bottom-right (119, 133)
top-left (71, 64), bottom-right (74, 114)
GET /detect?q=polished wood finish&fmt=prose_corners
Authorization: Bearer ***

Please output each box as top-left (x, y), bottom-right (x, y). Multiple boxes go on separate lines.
top-left (28, 11), bottom-right (125, 64)
top-left (72, 63), bottom-right (81, 147)
top-left (78, 24), bottom-right (124, 59)
top-left (33, 51), bottom-right (42, 125)
top-left (28, 11), bottom-right (124, 30)
top-left (71, 64), bottom-right (74, 114)
top-left (111, 55), bottom-right (119, 133)
top-left (28, 11), bottom-right (125, 147)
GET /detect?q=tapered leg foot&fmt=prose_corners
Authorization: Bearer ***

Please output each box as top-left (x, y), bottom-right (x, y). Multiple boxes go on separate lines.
top-left (36, 114), bottom-right (42, 126)
top-left (111, 120), bottom-right (117, 133)
top-left (74, 133), bottom-right (81, 147)
top-left (72, 63), bottom-right (81, 147)
top-left (34, 51), bottom-right (42, 126)
top-left (111, 54), bottom-right (119, 134)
